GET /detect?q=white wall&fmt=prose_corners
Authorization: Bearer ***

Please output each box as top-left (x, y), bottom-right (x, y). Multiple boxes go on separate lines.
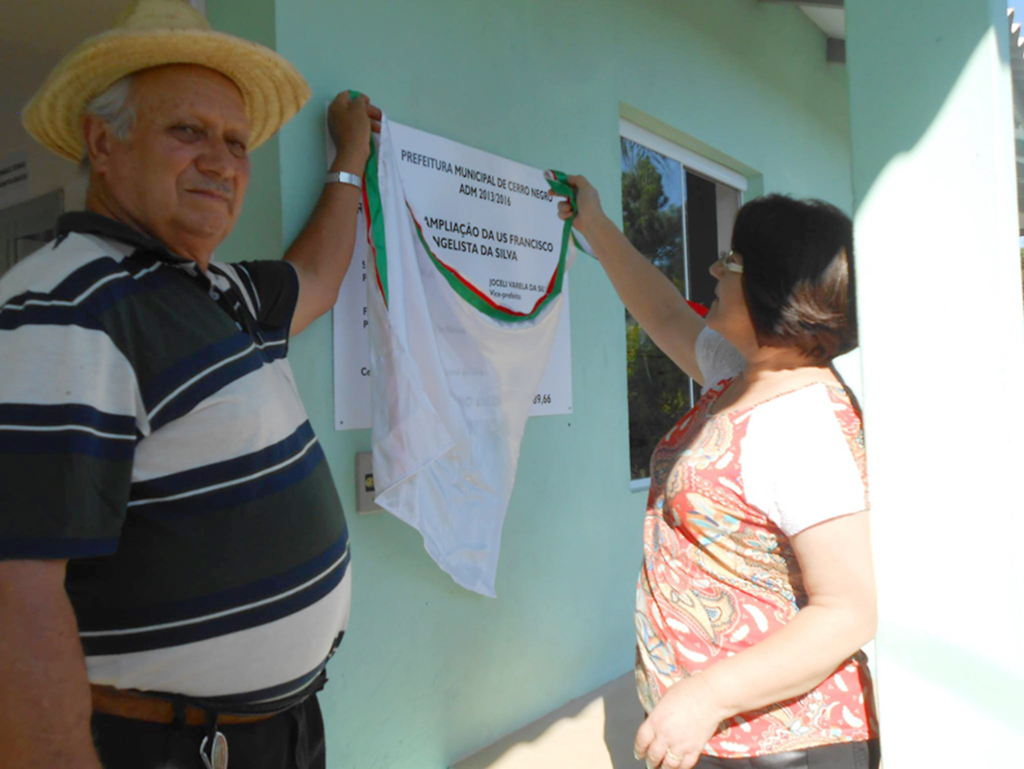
top-left (847, 1), bottom-right (1024, 764)
top-left (0, 1), bottom-right (126, 213)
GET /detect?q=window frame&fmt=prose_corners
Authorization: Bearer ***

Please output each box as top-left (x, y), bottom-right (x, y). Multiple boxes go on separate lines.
top-left (619, 120), bottom-right (749, 192)
top-left (0, 190), bottom-right (64, 280)
top-left (619, 121), bottom-right (747, 494)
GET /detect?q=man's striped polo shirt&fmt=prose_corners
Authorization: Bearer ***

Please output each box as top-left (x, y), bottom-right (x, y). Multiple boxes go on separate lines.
top-left (0, 212), bottom-right (350, 708)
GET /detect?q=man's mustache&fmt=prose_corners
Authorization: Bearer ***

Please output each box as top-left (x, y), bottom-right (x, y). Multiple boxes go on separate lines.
top-left (189, 179), bottom-right (233, 198)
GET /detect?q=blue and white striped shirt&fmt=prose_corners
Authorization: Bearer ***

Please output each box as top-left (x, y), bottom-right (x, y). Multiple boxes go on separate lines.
top-left (0, 212), bottom-right (350, 707)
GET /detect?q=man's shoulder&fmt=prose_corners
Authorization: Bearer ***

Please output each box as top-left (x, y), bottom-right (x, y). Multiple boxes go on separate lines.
top-left (0, 232), bottom-right (132, 308)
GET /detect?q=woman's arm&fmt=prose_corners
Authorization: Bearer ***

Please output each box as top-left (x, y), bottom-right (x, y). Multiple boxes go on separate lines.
top-left (635, 509), bottom-right (877, 769)
top-left (556, 175), bottom-right (709, 385)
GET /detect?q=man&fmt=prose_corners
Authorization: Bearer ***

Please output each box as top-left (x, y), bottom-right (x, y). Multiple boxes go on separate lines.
top-left (0, 1), bottom-right (379, 767)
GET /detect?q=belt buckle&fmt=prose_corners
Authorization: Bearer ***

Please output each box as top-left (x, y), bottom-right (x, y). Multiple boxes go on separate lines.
top-left (200, 731), bottom-right (228, 769)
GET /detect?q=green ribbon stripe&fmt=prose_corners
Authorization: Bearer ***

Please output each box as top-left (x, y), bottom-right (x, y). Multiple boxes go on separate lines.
top-left (348, 91), bottom-right (389, 306)
top-left (364, 135), bottom-right (388, 306)
top-left (545, 169), bottom-right (589, 255)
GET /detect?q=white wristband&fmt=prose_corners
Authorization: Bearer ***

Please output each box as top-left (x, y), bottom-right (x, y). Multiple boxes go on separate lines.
top-left (325, 171), bottom-right (362, 188)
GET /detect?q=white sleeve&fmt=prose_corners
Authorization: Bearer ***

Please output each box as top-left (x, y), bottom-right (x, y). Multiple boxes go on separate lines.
top-left (695, 326), bottom-right (745, 386)
top-left (741, 386), bottom-right (868, 536)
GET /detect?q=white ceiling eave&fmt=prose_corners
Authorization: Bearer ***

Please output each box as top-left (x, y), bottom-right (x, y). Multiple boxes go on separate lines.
top-left (1006, 9), bottom-right (1024, 232)
top-left (1008, 11), bottom-right (1024, 131)
top-left (756, 1), bottom-right (846, 40)
top-left (1009, 9), bottom-right (1024, 68)
top-left (757, 1), bottom-right (846, 61)
top-left (801, 6), bottom-right (846, 40)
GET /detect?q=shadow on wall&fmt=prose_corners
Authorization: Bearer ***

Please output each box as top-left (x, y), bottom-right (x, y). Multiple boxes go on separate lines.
top-left (845, 0), bottom-right (1010, 205)
top-left (845, 0), bottom-right (1024, 752)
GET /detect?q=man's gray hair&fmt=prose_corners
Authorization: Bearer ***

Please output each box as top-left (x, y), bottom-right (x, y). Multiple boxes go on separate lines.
top-left (80, 75), bottom-right (136, 169)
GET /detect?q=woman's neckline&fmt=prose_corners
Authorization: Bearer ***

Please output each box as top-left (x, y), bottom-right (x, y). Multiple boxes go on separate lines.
top-left (706, 377), bottom-right (846, 418)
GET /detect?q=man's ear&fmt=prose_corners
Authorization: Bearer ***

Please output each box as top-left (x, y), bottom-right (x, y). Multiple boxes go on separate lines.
top-left (82, 114), bottom-right (116, 174)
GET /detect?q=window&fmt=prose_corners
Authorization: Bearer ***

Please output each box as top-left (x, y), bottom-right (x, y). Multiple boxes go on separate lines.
top-left (619, 120), bottom-right (746, 486)
top-left (0, 190), bottom-right (63, 280)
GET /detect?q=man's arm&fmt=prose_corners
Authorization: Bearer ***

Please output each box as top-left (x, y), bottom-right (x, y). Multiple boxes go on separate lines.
top-left (0, 559), bottom-right (101, 769)
top-left (285, 91), bottom-right (382, 337)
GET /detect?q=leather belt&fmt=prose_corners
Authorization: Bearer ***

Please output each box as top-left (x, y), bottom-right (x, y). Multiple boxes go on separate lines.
top-left (91, 685), bottom-right (283, 726)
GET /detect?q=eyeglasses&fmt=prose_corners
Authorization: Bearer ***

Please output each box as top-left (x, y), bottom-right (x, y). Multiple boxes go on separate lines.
top-left (713, 250), bottom-right (744, 274)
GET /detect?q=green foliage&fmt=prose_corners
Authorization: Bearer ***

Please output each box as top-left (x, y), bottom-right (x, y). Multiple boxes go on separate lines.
top-left (621, 141), bottom-right (694, 479)
top-left (621, 149), bottom-right (685, 291)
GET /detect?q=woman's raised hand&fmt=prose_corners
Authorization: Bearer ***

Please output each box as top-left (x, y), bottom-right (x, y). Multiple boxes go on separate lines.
top-left (554, 174), bottom-right (607, 238)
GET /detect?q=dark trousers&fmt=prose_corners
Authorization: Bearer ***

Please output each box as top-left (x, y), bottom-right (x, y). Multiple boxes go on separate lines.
top-left (695, 740), bottom-right (880, 769)
top-left (92, 695), bottom-right (326, 769)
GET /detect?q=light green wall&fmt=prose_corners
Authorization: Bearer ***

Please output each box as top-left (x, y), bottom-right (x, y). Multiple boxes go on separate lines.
top-left (206, 0), bottom-right (282, 266)
top-left (846, 0), bottom-right (1024, 763)
top-left (210, 1), bottom-right (854, 766)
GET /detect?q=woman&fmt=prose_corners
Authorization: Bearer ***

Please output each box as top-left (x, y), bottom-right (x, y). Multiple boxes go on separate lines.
top-left (556, 178), bottom-right (879, 769)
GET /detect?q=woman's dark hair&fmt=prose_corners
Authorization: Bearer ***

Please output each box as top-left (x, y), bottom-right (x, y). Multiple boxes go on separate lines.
top-left (731, 194), bottom-right (857, 363)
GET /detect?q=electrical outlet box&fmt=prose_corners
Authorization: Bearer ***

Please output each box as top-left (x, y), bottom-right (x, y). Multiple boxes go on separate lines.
top-left (355, 452), bottom-right (382, 514)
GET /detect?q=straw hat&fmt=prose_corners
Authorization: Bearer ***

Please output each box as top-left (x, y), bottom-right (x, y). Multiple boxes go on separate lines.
top-left (22, 0), bottom-right (310, 161)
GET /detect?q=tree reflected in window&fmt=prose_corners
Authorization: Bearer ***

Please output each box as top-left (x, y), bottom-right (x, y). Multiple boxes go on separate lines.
top-left (620, 135), bottom-right (741, 481)
top-left (621, 138), bottom-right (690, 480)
